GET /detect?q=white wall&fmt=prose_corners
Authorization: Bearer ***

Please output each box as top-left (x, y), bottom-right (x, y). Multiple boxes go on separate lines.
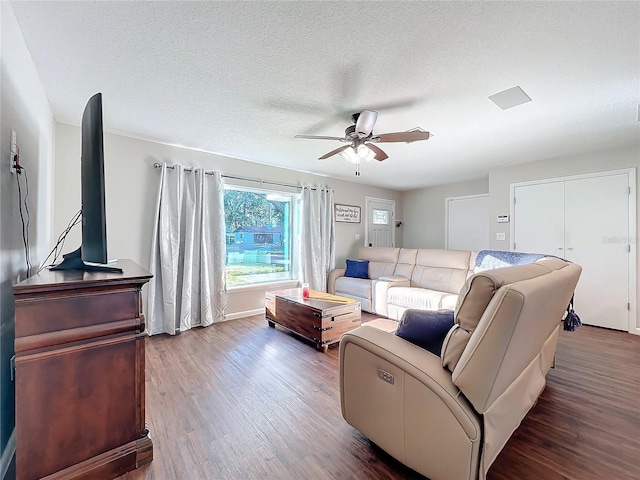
top-left (54, 124), bottom-right (402, 318)
top-left (0, 1), bottom-right (55, 473)
top-left (400, 178), bottom-right (489, 248)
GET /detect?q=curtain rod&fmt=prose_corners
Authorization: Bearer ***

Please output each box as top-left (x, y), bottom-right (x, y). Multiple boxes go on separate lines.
top-left (152, 162), bottom-right (302, 190)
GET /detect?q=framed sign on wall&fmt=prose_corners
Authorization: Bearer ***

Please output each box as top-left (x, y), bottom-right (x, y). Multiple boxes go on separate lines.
top-left (335, 204), bottom-right (361, 223)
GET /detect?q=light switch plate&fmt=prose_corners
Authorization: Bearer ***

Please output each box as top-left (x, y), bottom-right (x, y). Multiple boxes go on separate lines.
top-left (496, 232), bottom-right (506, 241)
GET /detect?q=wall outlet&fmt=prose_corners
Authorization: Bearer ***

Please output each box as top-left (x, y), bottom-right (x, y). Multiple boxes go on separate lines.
top-left (496, 232), bottom-right (506, 241)
top-left (354, 233), bottom-right (360, 240)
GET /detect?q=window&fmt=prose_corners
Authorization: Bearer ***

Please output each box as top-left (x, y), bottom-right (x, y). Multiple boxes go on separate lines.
top-left (372, 208), bottom-right (389, 225)
top-left (224, 185), bottom-right (297, 286)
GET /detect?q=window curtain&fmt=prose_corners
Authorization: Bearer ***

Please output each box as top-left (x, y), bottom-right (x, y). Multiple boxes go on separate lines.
top-left (300, 186), bottom-right (335, 292)
top-left (147, 162), bottom-right (227, 335)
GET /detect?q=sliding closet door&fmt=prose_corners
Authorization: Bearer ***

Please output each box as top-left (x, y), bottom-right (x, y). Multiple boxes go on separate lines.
top-left (564, 174), bottom-right (630, 330)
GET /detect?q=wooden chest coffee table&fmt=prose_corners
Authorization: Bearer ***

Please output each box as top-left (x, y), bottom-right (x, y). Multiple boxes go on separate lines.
top-left (265, 288), bottom-right (361, 352)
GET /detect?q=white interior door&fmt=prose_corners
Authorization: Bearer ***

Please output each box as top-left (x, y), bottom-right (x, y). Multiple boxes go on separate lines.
top-left (513, 182), bottom-right (565, 255)
top-left (446, 194), bottom-right (490, 251)
top-left (513, 172), bottom-right (633, 332)
top-left (365, 197), bottom-right (395, 247)
top-left (564, 174), bottom-right (630, 330)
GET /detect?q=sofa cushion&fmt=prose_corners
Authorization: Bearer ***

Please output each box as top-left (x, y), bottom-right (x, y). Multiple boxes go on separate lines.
top-left (387, 286), bottom-right (458, 311)
top-left (395, 309), bottom-right (455, 356)
top-left (345, 259), bottom-right (369, 279)
top-left (455, 258), bottom-right (566, 330)
top-left (442, 257), bottom-right (569, 372)
top-left (411, 249), bottom-right (473, 294)
top-left (357, 246), bottom-right (399, 279)
top-left (393, 248), bottom-right (418, 278)
top-left (335, 276), bottom-right (372, 299)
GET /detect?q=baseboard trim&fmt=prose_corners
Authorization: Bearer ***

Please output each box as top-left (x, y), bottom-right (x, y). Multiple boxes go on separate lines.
top-left (1, 429), bottom-right (15, 480)
top-left (225, 308), bottom-right (264, 321)
top-left (27, 434), bottom-right (151, 480)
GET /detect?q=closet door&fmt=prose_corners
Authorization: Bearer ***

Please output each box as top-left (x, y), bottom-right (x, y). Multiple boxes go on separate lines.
top-left (513, 181), bottom-right (564, 256)
top-left (446, 194), bottom-right (490, 251)
top-left (564, 174), bottom-right (630, 330)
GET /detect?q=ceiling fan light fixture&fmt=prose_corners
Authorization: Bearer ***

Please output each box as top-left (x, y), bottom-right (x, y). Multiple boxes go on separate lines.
top-left (340, 147), bottom-right (360, 164)
top-left (357, 144), bottom-right (375, 162)
top-left (295, 109), bottom-right (429, 165)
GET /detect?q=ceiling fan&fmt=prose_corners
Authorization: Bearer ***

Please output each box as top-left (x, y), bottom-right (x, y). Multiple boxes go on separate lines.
top-left (294, 110), bottom-right (431, 174)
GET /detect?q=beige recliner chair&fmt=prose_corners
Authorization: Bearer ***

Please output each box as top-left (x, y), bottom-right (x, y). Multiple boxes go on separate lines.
top-left (339, 257), bottom-right (581, 480)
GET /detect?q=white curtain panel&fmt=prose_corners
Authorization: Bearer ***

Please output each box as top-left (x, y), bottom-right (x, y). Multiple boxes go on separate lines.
top-left (300, 186), bottom-right (336, 292)
top-left (147, 163), bottom-right (227, 335)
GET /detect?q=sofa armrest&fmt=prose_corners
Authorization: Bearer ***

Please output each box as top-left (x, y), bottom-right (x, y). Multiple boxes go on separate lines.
top-left (378, 275), bottom-right (410, 283)
top-left (373, 276), bottom-right (410, 317)
top-left (327, 268), bottom-right (346, 294)
top-left (339, 326), bottom-right (481, 479)
top-left (340, 326), bottom-right (479, 436)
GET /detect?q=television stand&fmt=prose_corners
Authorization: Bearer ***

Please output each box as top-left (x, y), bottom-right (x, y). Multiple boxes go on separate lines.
top-left (50, 247), bottom-right (123, 273)
top-left (13, 260), bottom-right (153, 480)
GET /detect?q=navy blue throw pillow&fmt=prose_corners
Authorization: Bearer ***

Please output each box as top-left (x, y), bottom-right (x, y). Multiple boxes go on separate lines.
top-left (395, 309), bottom-right (455, 356)
top-left (344, 259), bottom-right (369, 279)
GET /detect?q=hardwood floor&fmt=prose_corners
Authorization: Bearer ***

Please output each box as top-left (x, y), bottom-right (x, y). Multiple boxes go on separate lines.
top-left (121, 314), bottom-right (640, 480)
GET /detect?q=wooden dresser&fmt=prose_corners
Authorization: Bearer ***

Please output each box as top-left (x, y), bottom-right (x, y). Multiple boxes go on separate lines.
top-left (12, 260), bottom-right (153, 480)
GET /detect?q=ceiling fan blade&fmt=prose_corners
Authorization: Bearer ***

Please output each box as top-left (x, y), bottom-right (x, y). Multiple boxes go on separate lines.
top-left (295, 134), bottom-right (346, 141)
top-left (319, 145), bottom-right (350, 160)
top-left (374, 130), bottom-right (431, 143)
top-left (300, 117), bottom-right (343, 135)
top-left (364, 96), bottom-right (423, 112)
top-left (355, 110), bottom-right (378, 137)
top-left (366, 144), bottom-right (388, 161)
top-left (264, 97), bottom-right (332, 116)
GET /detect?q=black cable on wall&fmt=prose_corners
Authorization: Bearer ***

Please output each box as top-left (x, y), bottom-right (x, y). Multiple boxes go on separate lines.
top-left (14, 146), bottom-right (32, 276)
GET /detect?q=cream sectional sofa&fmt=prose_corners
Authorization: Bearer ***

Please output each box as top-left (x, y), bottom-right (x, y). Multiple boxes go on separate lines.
top-left (328, 247), bottom-right (478, 320)
top-left (339, 257), bottom-right (582, 480)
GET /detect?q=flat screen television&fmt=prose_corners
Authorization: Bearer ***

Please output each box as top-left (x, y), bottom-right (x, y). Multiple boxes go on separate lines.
top-left (51, 93), bottom-right (122, 273)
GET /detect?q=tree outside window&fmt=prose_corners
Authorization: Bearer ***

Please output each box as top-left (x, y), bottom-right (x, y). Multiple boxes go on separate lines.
top-left (224, 187), bottom-right (296, 286)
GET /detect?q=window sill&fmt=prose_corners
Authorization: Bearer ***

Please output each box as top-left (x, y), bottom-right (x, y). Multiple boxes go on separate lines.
top-left (227, 280), bottom-right (299, 293)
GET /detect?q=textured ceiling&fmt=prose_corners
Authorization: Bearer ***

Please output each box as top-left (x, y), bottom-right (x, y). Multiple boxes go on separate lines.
top-left (9, 1), bottom-right (640, 190)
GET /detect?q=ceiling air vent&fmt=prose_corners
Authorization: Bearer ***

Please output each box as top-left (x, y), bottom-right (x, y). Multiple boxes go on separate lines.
top-left (489, 86), bottom-right (532, 110)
